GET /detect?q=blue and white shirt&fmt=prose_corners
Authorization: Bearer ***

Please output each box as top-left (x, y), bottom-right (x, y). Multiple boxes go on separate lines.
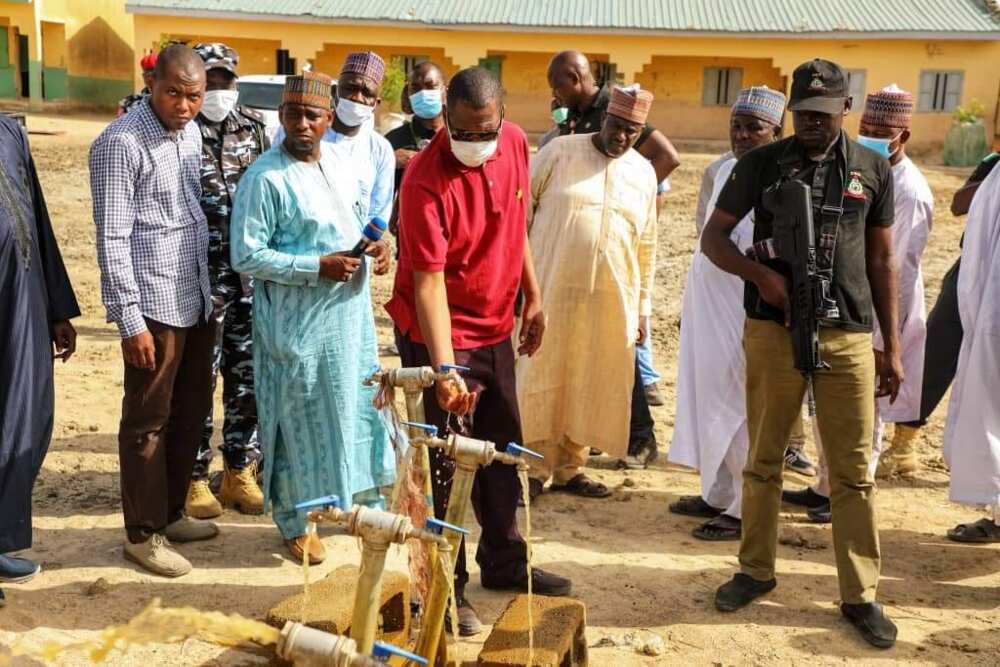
top-left (90, 98), bottom-right (212, 338)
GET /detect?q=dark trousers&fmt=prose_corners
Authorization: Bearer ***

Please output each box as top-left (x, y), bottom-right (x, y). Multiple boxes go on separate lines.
top-left (902, 257), bottom-right (963, 428)
top-left (192, 268), bottom-right (260, 479)
top-left (119, 318), bottom-right (216, 543)
top-left (396, 333), bottom-right (528, 598)
top-left (628, 358), bottom-right (656, 454)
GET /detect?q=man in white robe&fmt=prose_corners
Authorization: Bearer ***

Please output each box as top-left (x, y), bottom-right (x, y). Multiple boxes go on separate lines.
top-left (785, 85), bottom-right (933, 522)
top-left (942, 161), bottom-right (1000, 543)
top-left (668, 86), bottom-right (786, 540)
top-left (517, 86), bottom-right (657, 499)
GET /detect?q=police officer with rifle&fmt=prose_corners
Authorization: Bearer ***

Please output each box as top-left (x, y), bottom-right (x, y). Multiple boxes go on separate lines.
top-left (701, 59), bottom-right (903, 649)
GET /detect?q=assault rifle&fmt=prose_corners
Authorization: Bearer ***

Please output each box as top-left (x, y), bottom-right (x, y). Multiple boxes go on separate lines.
top-left (749, 179), bottom-right (840, 415)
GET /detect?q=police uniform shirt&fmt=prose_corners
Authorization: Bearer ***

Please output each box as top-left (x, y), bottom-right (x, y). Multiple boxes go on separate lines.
top-left (715, 132), bottom-right (895, 332)
top-left (558, 82), bottom-right (655, 149)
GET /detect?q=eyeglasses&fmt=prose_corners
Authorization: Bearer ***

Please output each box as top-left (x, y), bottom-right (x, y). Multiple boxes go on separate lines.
top-left (447, 109), bottom-right (504, 142)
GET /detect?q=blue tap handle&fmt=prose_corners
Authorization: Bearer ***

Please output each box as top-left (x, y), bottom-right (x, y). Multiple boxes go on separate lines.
top-left (439, 363), bottom-right (470, 373)
top-left (294, 494), bottom-right (342, 511)
top-left (507, 443), bottom-right (545, 460)
top-left (425, 517), bottom-right (470, 535)
top-left (371, 641), bottom-right (428, 665)
top-left (400, 421), bottom-right (438, 437)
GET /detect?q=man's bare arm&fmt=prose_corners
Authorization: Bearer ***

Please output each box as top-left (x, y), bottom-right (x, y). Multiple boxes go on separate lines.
top-left (637, 130), bottom-right (681, 183)
top-left (866, 225), bottom-right (903, 401)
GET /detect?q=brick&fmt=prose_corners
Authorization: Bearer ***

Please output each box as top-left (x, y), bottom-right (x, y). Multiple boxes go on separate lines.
top-left (265, 565), bottom-right (410, 647)
top-left (479, 595), bottom-right (587, 666)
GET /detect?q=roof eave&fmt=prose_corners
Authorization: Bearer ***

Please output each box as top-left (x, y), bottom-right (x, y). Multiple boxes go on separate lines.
top-left (123, 5), bottom-right (1000, 41)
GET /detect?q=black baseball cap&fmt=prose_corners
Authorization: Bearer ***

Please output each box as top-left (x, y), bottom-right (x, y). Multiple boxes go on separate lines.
top-left (788, 59), bottom-right (848, 114)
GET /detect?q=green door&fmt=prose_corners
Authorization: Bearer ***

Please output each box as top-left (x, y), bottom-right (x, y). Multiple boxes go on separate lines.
top-left (478, 56), bottom-right (503, 83)
top-left (0, 31), bottom-right (14, 98)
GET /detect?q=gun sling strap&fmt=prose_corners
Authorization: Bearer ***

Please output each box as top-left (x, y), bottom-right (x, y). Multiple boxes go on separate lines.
top-left (750, 145), bottom-right (848, 284)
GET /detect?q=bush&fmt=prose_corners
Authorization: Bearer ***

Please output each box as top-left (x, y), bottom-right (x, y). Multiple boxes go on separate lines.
top-left (953, 99), bottom-right (986, 125)
top-left (381, 59), bottom-right (407, 113)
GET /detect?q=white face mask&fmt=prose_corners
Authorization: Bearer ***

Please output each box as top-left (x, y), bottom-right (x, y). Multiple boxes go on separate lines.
top-left (201, 89), bottom-right (239, 123)
top-left (336, 97), bottom-right (375, 128)
top-left (449, 136), bottom-right (499, 168)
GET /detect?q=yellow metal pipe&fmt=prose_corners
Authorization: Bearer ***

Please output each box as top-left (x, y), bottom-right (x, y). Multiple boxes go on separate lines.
top-left (414, 460), bottom-right (477, 662)
top-left (350, 540), bottom-right (390, 655)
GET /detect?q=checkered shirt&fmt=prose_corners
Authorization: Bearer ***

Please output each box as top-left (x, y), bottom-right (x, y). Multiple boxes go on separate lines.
top-left (90, 98), bottom-right (212, 338)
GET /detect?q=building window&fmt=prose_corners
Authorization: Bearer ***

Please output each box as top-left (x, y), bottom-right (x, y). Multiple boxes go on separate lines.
top-left (396, 55), bottom-right (428, 75)
top-left (703, 67), bottom-right (743, 106)
top-left (918, 70), bottom-right (963, 112)
top-left (478, 56), bottom-right (503, 84)
top-left (276, 49), bottom-right (296, 76)
top-left (846, 69), bottom-right (866, 110)
top-left (592, 61), bottom-right (619, 86)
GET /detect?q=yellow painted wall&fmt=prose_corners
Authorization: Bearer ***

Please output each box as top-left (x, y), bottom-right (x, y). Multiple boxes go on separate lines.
top-left (166, 34), bottom-right (282, 77)
top-left (41, 20), bottom-right (65, 68)
top-left (637, 56), bottom-right (784, 140)
top-left (131, 13), bottom-right (1000, 149)
top-left (63, 0), bottom-right (135, 82)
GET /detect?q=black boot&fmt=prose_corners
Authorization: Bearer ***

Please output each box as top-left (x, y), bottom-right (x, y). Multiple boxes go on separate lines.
top-left (714, 573), bottom-right (776, 612)
top-left (841, 602), bottom-right (897, 648)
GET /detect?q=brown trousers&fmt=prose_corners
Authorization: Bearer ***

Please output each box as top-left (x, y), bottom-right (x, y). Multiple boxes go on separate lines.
top-left (119, 318), bottom-right (215, 543)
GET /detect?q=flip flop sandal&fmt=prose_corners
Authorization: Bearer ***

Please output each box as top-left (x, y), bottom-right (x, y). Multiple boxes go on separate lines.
top-left (669, 495), bottom-right (724, 518)
top-left (551, 474), bottom-right (612, 498)
top-left (947, 518), bottom-right (1000, 543)
top-left (693, 515), bottom-right (742, 541)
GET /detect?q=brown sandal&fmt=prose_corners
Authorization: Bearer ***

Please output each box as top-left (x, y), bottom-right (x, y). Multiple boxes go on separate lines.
top-left (669, 495), bottom-right (723, 518)
top-left (693, 514), bottom-right (741, 541)
top-left (550, 474), bottom-right (612, 498)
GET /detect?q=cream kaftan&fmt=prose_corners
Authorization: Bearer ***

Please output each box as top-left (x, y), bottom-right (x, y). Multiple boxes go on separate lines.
top-left (516, 134), bottom-right (657, 459)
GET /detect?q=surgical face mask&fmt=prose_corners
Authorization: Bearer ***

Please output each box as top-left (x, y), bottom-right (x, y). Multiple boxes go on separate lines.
top-left (857, 133), bottom-right (901, 159)
top-left (409, 88), bottom-right (442, 119)
top-left (335, 96), bottom-right (375, 127)
top-left (201, 89), bottom-right (239, 123)
top-left (551, 106), bottom-right (570, 125)
top-left (449, 135), bottom-right (499, 168)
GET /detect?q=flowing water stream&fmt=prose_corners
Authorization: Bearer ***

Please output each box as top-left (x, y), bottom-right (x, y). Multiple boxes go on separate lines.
top-left (0, 598), bottom-right (280, 665)
top-left (517, 467), bottom-right (535, 665)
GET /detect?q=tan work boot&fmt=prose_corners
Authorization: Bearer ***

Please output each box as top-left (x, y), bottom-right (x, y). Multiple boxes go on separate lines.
top-left (186, 479), bottom-right (223, 519)
top-left (219, 462), bottom-right (264, 515)
top-left (124, 534), bottom-right (192, 577)
top-left (285, 534), bottom-right (326, 565)
top-left (876, 424), bottom-right (921, 479)
top-left (164, 515), bottom-right (219, 543)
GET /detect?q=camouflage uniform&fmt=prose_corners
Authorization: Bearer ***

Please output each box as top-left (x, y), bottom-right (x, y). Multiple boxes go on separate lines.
top-left (117, 89), bottom-right (149, 116)
top-left (190, 97), bottom-right (270, 480)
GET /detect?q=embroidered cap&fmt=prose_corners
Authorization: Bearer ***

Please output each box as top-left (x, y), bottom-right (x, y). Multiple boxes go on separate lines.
top-left (788, 59), bottom-right (849, 115)
top-left (607, 84), bottom-right (654, 125)
top-left (862, 84), bottom-right (914, 130)
top-left (341, 51), bottom-right (386, 86)
top-left (731, 86), bottom-right (786, 127)
top-left (193, 42), bottom-right (239, 75)
top-left (283, 72), bottom-right (334, 109)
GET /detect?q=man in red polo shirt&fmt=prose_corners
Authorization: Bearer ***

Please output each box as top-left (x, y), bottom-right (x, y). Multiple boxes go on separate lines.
top-left (387, 67), bottom-right (572, 635)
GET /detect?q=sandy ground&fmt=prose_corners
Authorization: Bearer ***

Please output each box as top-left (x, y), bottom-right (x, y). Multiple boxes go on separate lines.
top-left (0, 112), bottom-right (998, 666)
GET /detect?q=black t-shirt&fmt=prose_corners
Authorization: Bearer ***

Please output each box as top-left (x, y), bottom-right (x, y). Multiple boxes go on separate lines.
top-left (558, 82), bottom-right (655, 150)
top-left (384, 120), bottom-right (439, 192)
top-left (715, 133), bottom-right (895, 332)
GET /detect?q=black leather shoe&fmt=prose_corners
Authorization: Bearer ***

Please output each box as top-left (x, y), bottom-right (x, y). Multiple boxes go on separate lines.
top-left (807, 501), bottom-right (832, 523)
top-left (781, 487), bottom-right (828, 509)
top-left (841, 602), bottom-right (897, 649)
top-left (715, 573), bottom-right (777, 612)
top-left (483, 567), bottom-right (572, 597)
top-left (444, 596), bottom-right (483, 637)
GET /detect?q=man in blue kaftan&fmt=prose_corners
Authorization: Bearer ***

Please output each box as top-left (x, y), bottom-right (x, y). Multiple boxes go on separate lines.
top-left (230, 71), bottom-right (394, 565)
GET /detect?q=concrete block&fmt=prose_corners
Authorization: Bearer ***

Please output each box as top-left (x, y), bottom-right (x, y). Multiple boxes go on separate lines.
top-left (265, 565), bottom-right (410, 647)
top-left (479, 595), bottom-right (587, 667)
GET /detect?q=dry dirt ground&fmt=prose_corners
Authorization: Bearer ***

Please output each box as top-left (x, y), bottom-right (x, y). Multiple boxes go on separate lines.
top-left (0, 113), bottom-right (997, 666)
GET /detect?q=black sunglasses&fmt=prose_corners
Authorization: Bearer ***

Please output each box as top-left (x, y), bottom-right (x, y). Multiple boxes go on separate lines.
top-left (447, 109), bottom-right (504, 142)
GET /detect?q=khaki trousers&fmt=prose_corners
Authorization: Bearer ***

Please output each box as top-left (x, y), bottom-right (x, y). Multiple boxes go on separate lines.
top-left (741, 319), bottom-right (880, 604)
top-left (527, 437), bottom-right (590, 485)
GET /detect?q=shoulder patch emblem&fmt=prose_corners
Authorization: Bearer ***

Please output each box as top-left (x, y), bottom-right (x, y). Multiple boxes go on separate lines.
top-left (845, 171), bottom-right (866, 199)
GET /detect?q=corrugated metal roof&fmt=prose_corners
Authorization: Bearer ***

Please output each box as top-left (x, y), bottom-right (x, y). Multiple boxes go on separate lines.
top-left (125, 0), bottom-right (1000, 35)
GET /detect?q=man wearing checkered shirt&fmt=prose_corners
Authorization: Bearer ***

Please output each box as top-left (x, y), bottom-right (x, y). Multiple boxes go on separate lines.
top-left (89, 45), bottom-right (218, 578)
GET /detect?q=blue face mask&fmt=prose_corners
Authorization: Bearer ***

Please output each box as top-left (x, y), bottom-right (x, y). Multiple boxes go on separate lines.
top-left (857, 133), bottom-right (900, 159)
top-left (409, 88), bottom-right (443, 119)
